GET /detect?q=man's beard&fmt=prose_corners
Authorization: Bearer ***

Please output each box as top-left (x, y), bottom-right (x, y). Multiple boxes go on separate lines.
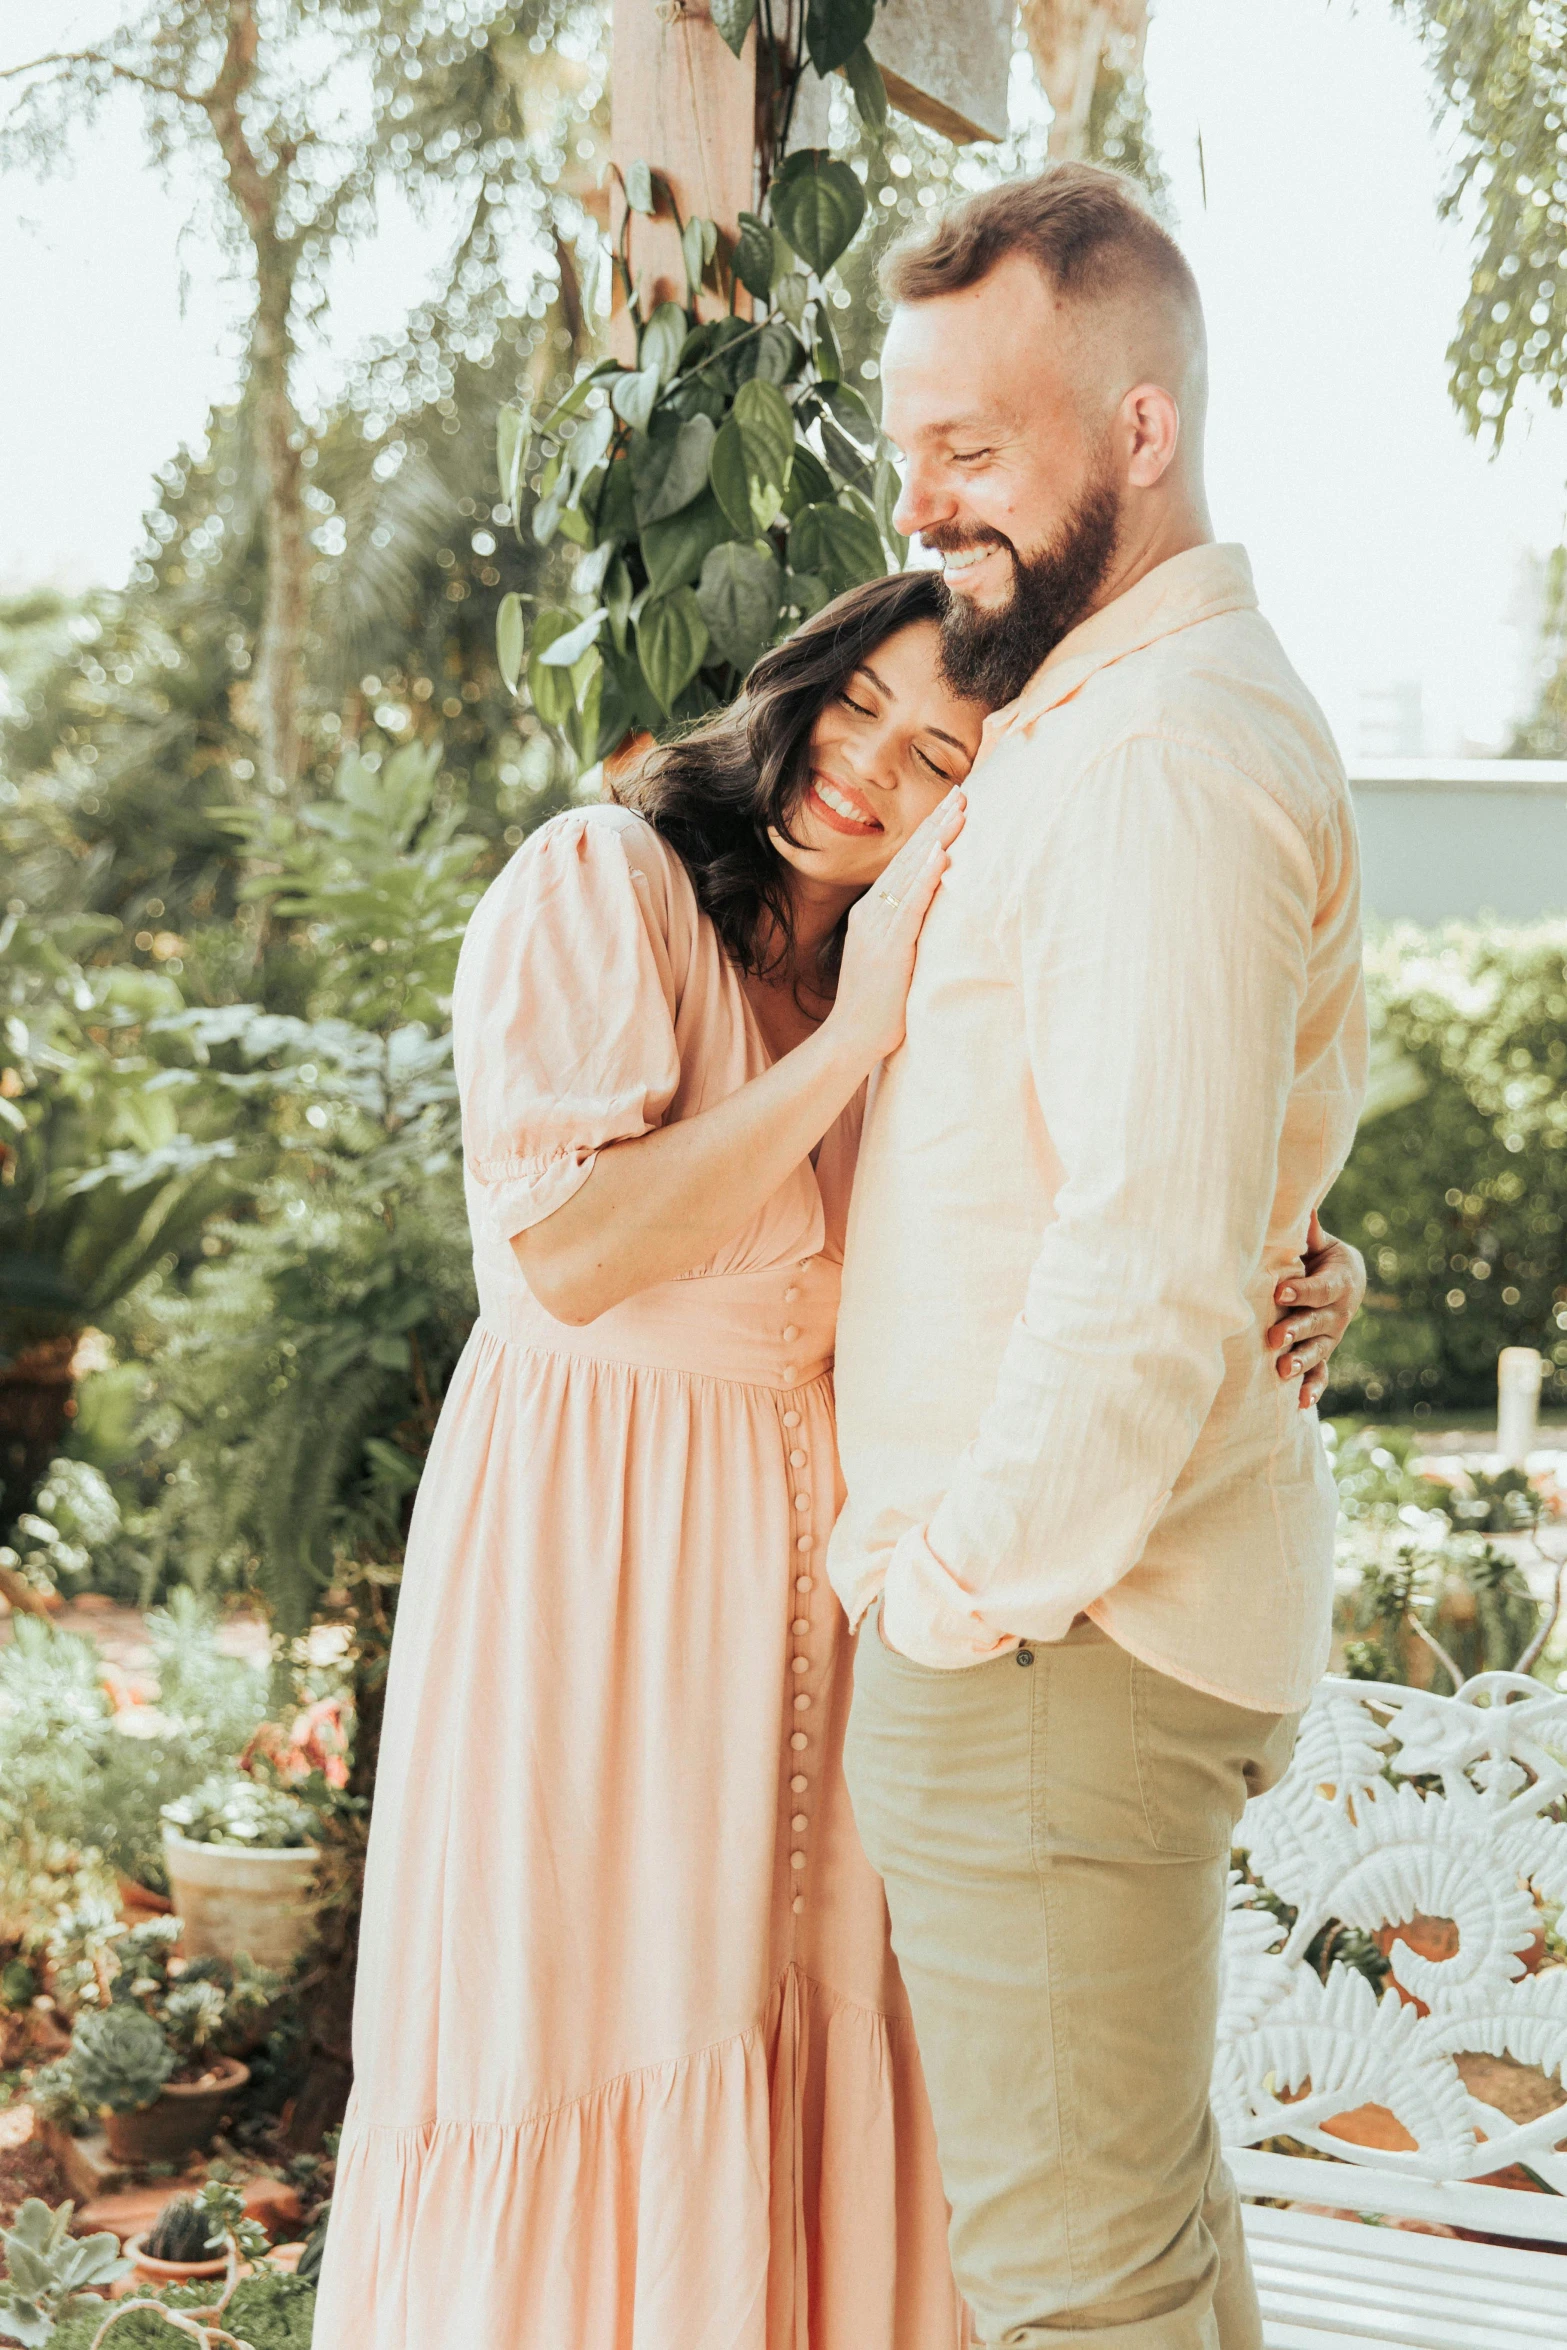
top-left (932, 475), bottom-right (1122, 708)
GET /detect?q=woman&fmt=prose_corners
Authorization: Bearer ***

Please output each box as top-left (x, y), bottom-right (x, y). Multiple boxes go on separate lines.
top-left (313, 571), bottom-right (1362, 2349)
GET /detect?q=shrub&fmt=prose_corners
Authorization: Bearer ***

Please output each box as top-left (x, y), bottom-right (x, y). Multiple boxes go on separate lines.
top-left (1323, 922), bottom-right (1567, 1414)
top-left (0, 1595), bottom-right (267, 1911)
top-left (44, 2270), bottom-right (319, 2350)
top-left (1326, 1421), bottom-right (1558, 1687)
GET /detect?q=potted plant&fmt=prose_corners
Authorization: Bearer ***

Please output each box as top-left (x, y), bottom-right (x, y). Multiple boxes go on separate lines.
top-left (160, 1775), bottom-right (320, 1973)
top-left (122, 2196), bottom-right (229, 2290)
top-left (39, 2179), bottom-right (318, 2348)
top-left (41, 1917), bottom-right (274, 2165)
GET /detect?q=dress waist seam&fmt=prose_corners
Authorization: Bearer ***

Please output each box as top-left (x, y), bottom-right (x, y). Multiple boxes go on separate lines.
top-left (472, 1318), bottom-right (834, 1394)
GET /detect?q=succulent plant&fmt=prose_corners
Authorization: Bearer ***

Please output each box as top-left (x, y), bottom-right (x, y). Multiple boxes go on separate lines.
top-left (0, 2197), bottom-right (129, 2347)
top-left (143, 2194), bottom-right (222, 2264)
top-left (162, 1772), bottom-right (317, 1849)
top-left (25, 2055), bottom-right (88, 2127)
top-left (68, 2000), bottom-right (175, 2115)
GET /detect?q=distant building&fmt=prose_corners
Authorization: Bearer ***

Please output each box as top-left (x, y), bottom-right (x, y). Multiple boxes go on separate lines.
top-left (1356, 681), bottom-right (1425, 760)
top-left (1350, 761), bottom-right (1567, 924)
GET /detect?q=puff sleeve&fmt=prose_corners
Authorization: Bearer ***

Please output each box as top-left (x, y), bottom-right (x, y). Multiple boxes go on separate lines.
top-left (451, 810), bottom-right (684, 1245)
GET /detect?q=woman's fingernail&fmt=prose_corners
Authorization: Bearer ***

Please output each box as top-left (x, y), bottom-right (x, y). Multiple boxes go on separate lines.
top-left (1278, 1285), bottom-right (1296, 1303)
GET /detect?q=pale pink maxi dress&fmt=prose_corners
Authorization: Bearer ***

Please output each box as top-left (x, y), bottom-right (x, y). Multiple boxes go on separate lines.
top-left (312, 803), bottom-right (968, 2349)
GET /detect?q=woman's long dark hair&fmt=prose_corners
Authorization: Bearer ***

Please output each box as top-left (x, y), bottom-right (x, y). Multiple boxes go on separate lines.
top-left (614, 569), bottom-right (949, 984)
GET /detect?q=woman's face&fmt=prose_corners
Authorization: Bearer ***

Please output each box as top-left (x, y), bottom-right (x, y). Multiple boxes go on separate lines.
top-left (772, 618), bottom-right (989, 892)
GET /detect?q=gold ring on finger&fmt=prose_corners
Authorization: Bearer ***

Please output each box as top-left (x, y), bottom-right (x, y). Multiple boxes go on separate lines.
top-left (877, 888), bottom-right (901, 907)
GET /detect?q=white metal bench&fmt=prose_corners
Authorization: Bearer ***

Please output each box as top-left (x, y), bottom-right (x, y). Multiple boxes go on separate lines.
top-left (1215, 1671), bottom-right (1567, 2346)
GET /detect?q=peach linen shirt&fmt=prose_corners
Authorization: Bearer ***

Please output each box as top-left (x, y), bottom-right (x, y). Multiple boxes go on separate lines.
top-left (827, 543), bottom-right (1367, 1714)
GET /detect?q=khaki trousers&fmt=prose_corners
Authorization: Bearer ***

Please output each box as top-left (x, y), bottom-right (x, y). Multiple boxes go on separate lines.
top-left (844, 1611), bottom-right (1297, 2349)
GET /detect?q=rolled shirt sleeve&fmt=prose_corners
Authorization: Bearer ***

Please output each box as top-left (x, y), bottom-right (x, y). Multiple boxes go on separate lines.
top-left (879, 736), bottom-right (1320, 1670)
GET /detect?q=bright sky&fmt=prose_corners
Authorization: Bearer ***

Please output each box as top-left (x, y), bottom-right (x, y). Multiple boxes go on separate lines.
top-left (2, 0), bottom-right (1563, 757)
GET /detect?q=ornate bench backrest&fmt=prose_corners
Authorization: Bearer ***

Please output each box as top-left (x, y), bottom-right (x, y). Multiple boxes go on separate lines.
top-left (1215, 1672), bottom-right (1567, 2198)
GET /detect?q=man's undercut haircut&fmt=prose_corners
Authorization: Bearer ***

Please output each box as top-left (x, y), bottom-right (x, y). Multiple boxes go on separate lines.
top-left (882, 161), bottom-right (1202, 334)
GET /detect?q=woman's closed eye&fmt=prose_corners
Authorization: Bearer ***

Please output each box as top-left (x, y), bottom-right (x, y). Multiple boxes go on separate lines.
top-left (837, 693), bottom-right (954, 782)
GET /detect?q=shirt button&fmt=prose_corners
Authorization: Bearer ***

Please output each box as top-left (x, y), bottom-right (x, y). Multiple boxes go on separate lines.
top-left (783, 1365), bottom-right (797, 1381)
top-left (790, 1774), bottom-right (808, 1793)
top-left (791, 1813), bottom-right (808, 1833)
top-left (782, 1324), bottom-right (800, 1343)
top-left (796, 1535), bottom-right (812, 1552)
top-left (791, 1656), bottom-right (809, 1674)
top-left (782, 1410), bottom-right (800, 1428)
top-left (790, 1731), bottom-right (808, 1750)
top-left (789, 1448), bottom-right (807, 1467)
top-left (794, 1493), bottom-right (809, 1511)
top-left (784, 1287), bottom-right (799, 1303)
top-left (795, 1575), bottom-right (812, 1591)
top-left (794, 1693), bottom-right (811, 1712)
top-left (792, 1894), bottom-right (804, 1914)
top-left (790, 1851), bottom-right (806, 1870)
top-left (792, 1618), bottom-right (809, 1636)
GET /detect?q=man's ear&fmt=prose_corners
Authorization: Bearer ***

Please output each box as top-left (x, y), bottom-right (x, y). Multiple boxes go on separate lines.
top-left (1122, 383), bottom-right (1181, 489)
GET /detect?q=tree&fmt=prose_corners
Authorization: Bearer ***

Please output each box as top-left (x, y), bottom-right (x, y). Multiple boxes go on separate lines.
top-left (1020, 1), bottom-right (1157, 170)
top-left (0, 0), bottom-right (607, 798)
top-left (1393, 3), bottom-right (1567, 748)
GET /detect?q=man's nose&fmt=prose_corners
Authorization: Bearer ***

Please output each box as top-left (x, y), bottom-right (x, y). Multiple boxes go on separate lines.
top-left (892, 458), bottom-right (951, 541)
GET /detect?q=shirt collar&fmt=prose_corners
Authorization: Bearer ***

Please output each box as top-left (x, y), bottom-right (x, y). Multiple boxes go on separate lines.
top-left (976, 542), bottom-right (1259, 751)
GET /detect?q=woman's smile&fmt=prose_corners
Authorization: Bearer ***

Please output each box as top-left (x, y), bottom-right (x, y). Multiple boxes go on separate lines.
top-left (807, 772), bottom-right (884, 836)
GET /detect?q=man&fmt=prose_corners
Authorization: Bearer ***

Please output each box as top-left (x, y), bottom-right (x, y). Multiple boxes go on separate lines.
top-left (828, 166), bottom-right (1367, 2347)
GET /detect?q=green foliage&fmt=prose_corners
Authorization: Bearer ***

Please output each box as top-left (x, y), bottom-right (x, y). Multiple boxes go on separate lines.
top-left (218, 740), bottom-right (487, 1033)
top-left (2, 1458), bottom-right (124, 1598)
top-left (110, 746), bottom-right (485, 1636)
top-left (162, 1773), bottom-right (317, 1851)
top-left (0, 909), bottom-right (243, 1535)
top-left (0, 1601), bottom-right (268, 1914)
top-left (1396, 7), bottom-right (1567, 746)
top-left (1396, 1), bottom-right (1567, 446)
top-left (0, 2198), bottom-right (129, 2349)
top-left (498, 2), bottom-right (914, 770)
top-left (69, 2002), bottom-right (176, 2115)
top-left (1327, 1423), bottom-right (1552, 1687)
top-left (46, 2268), bottom-right (317, 2350)
top-left (1322, 923), bottom-right (1567, 1413)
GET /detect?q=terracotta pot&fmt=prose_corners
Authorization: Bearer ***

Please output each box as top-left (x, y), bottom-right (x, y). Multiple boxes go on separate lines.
top-left (162, 1827), bottom-right (319, 1970)
top-left (122, 2231), bottom-right (229, 2287)
top-left (101, 2055), bottom-right (250, 2165)
top-left (117, 1873), bottom-right (175, 1919)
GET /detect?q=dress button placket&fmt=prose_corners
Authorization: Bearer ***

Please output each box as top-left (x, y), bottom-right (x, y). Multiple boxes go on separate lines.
top-left (783, 1308), bottom-right (811, 1919)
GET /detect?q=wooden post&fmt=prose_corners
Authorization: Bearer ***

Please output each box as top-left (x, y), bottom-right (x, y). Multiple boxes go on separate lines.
top-left (1498, 1346), bottom-right (1544, 1467)
top-left (609, 0), bottom-right (757, 338)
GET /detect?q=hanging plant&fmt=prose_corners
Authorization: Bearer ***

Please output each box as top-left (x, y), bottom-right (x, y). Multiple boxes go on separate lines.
top-left (494, 2), bottom-right (907, 773)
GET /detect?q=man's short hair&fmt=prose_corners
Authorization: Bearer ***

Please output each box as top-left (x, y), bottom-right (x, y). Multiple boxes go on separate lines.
top-left (882, 162), bottom-right (1201, 327)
